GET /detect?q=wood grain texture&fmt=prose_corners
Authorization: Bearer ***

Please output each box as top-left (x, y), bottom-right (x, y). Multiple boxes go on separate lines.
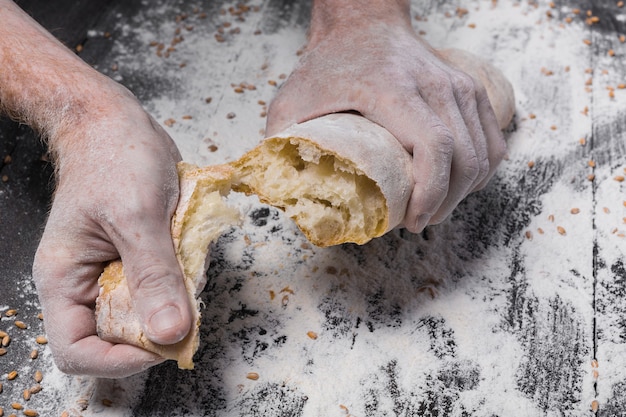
top-left (1, 1), bottom-right (625, 416)
top-left (587, 2), bottom-right (626, 417)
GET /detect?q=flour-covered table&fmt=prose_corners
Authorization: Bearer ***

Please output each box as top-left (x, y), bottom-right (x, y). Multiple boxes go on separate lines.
top-left (1, 0), bottom-right (625, 416)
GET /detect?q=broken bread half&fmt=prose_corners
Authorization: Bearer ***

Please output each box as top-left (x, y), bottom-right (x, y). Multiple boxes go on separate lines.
top-left (230, 114), bottom-right (413, 247)
top-left (95, 162), bottom-right (241, 369)
top-left (230, 49), bottom-right (515, 247)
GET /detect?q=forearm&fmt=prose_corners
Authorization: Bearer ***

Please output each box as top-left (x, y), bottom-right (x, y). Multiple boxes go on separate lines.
top-left (309, 0), bottom-right (412, 45)
top-left (0, 0), bottom-right (132, 148)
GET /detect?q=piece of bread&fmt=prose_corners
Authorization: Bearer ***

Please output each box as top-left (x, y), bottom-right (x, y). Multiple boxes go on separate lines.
top-left (230, 49), bottom-right (515, 247)
top-left (95, 162), bottom-right (241, 369)
top-left (230, 115), bottom-right (412, 247)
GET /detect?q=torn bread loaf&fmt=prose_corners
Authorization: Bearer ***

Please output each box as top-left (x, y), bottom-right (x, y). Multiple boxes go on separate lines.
top-left (230, 115), bottom-right (412, 247)
top-left (95, 162), bottom-right (241, 369)
top-left (230, 49), bottom-right (515, 247)
top-left (95, 49), bottom-right (515, 368)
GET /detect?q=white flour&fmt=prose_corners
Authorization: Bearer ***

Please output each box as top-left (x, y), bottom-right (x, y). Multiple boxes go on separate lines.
top-left (4, 1), bottom-right (625, 416)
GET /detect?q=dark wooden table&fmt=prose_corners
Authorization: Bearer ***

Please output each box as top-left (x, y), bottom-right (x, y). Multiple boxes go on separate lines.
top-left (1, 1), bottom-right (625, 416)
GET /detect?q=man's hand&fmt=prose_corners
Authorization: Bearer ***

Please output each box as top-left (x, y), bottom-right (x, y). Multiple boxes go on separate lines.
top-left (32, 92), bottom-right (192, 378)
top-left (266, 0), bottom-right (506, 233)
top-left (1, 0), bottom-right (192, 378)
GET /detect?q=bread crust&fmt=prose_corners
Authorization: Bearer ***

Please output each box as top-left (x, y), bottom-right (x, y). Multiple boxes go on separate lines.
top-left (97, 260), bottom-right (200, 368)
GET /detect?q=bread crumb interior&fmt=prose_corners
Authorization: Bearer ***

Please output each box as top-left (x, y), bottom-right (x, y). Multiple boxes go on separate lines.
top-left (232, 137), bottom-right (386, 246)
top-left (178, 188), bottom-right (240, 293)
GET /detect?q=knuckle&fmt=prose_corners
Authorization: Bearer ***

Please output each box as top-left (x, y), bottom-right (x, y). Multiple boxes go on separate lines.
top-left (109, 192), bottom-right (167, 230)
top-left (129, 261), bottom-right (180, 296)
top-left (32, 245), bottom-right (72, 289)
top-left (419, 66), bottom-right (453, 95)
top-left (429, 124), bottom-right (455, 154)
top-left (49, 345), bottom-right (79, 375)
top-left (451, 77), bottom-right (480, 118)
top-left (54, 356), bottom-right (77, 375)
top-left (422, 169), bottom-right (450, 197)
top-left (429, 123), bottom-right (454, 143)
top-left (477, 154), bottom-right (491, 179)
top-left (431, 180), bottom-right (450, 197)
top-left (132, 189), bottom-right (165, 215)
top-left (451, 70), bottom-right (476, 98)
top-left (461, 157), bottom-right (481, 183)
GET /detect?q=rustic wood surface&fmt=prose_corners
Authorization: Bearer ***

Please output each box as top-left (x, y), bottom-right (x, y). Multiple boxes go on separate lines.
top-left (1, 0), bottom-right (625, 416)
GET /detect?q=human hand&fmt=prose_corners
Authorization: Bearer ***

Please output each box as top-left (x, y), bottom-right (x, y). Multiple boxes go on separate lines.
top-left (0, 0), bottom-right (192, 377)
top-left (266, 0), bottom-right (506, 233)
top-left (32, 88), bottom-right (191, 378)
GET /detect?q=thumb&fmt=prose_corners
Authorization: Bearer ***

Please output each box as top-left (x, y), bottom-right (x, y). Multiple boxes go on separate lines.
top-left (117, 221), bottom-right (193, 346)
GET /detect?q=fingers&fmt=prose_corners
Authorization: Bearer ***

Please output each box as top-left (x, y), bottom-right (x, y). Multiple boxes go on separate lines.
top-left (104, 187), bottom-right (192, 346)
top-left (473, 85), bottom-right (507, 191)
top-left (364, 69), bottom-right (501, 232)
top-left (33, 238), bottom-right (164, 378)
top-left (32, 149), bottom-right (189, 376)
top-left (422, 74), bottom-right (504, 226)
top-left (62, 336), bottom-right (165, 378)
top-left (44, 294), bottom-right (165, 378)
top-left (425, 71), bottom-right (489, 224)
top-left (380, 101), bottom-right (454, 233)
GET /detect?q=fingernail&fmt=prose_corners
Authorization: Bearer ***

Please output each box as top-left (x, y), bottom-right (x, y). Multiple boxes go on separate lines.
top-left (416, 214), bottom-right (431, 232)
top-left (148, 305), bottom-right (184, 340)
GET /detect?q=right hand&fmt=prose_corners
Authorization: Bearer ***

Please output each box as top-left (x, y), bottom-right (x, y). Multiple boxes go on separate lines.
top-left (32, 87), bottom-right (191, 378)
top-left (266, 1), bottom-right (506, 233)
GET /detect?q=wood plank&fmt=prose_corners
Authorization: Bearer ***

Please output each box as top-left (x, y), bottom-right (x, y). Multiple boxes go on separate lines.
top-left (586, 1), bottom-right (626, 415)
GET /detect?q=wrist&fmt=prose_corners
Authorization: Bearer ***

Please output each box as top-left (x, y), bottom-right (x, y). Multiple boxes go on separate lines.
top-left (0, 0), bottom-right (138, 144)
top-left (308, 0), bottom-right (412, 46)
top-left (48, 78), bottom-right (140, 156)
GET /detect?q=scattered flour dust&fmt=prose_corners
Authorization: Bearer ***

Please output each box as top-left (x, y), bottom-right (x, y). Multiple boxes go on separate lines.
top-left (7, 0), bottom-right (619, 416)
